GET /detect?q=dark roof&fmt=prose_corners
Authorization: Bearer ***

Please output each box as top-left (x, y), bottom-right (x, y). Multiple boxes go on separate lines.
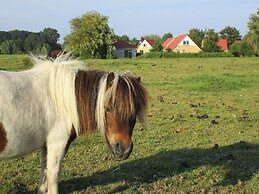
top-left (113, 40), bottom-right (136, 49)
top-left (146, 39), bottom-right (155, 46)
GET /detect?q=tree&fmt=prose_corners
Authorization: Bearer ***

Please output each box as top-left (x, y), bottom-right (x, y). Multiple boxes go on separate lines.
top-left (0, 40), bottom-right (15, 54)
top-left (219, 26), bottom-right (241, 47)
top-left (42, 28), bottom-right (60, 47)
top-left (151, 39), bottom-right (163, 52)
top-left (129, 37), bottom-right (139, 46)
top-left (162, 32), bottom-right (173, 41)
top-left (230, 40), bottom-right (254, 57)
top-left (0, 31), bottom-right (10, 43)
top-left (115, 35), bottom-right (130, 42)
top-left (247, 8), bottom-right (259, 54)
top-left (188, 28), bottom-right (205, 48)
top-left (64, 11), bottom-right (115, 59)
top-left (24, 33), bottom-right (47, 54)
top-left (202, 29), bottom-right (220, 52)
top-left (142, 34), bottom-right (161, 41)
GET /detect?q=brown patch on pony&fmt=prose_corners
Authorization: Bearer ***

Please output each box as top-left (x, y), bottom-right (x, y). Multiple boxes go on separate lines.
top-left (0, 122), bottom-right (7, 153)
top-left (105, 111), bottom-right (135, 144)
top-left (75, 70), bottom-right (105, 135)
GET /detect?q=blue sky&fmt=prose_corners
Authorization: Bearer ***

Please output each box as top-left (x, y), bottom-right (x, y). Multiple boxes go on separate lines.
top-left (0, 0), bottom-right (258, 42)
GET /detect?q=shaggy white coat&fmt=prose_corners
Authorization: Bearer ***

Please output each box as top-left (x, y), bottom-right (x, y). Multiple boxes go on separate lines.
top-left (0, 55), bottom-right (86, 194)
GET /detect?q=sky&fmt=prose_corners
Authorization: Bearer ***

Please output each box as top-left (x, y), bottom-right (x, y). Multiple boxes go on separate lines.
top-left (0, 0), bottom-right (258, 43)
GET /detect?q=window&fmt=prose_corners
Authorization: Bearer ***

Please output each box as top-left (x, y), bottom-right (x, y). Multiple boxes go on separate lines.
top-left (183, 40), bottom-right (189, 45)
top-left (124, 50), bottom-right (133, 58)
top-left (143, 43), bottom-right (146, 47)
top-left (124, 50), bottom-right (129, 58)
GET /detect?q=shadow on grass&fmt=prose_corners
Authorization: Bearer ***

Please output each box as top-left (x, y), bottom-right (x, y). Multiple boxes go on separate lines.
top-left (59, 141), bottom-right (259, 193)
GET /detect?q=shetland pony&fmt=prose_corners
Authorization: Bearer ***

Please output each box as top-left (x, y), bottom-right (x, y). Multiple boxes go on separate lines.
top-left (0, 55), bottom-right (148, 194)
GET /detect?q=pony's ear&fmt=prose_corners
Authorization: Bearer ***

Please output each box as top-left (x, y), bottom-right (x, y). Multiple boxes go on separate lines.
top-left (136, 76), bottom-right (141, 82)
top-left (107, 72), bottom-right (115, 84)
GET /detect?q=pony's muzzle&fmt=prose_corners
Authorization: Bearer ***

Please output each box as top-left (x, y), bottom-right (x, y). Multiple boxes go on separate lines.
top-left (110, 142), bottom-right (133, 160)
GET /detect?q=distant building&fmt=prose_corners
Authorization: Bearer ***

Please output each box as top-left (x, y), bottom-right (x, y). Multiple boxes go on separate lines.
top-left (162, 34), bottom-right (201, 53)
top-left (137, 39), bottom-right (155, 54)
top-left (217, 39), bottom-right (228, 52)
top-left (113, 40), bottom-right (136, 59)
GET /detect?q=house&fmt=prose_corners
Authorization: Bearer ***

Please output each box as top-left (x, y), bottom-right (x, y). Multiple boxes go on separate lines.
top-left (162, 34), bottom-right (201, 53)
top-left (113, 40), bottom-right (137, 59)
top-left (217, 39), bottom-right (228, 52)
top-left (137, 39), bottom-right (155, 54)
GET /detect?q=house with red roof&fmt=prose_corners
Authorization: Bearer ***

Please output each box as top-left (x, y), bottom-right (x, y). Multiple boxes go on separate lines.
top-left (162, 34), bottom-right (201, 53)
top-left (113, 40), bottom-right (137, 58)
top-left (137, 39), bottom-right (155, 54)
top-left (217, 39), bottom-right (228, 52)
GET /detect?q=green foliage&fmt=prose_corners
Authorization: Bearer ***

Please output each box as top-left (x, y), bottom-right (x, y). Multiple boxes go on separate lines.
top-left (202, 29), bottom-right (220, 52)
top-left (115, 34), bottom-right (130, 42)
top-left (219, 26), bottom-right (241, 47)
top-left (0, 29), bottom-right (60, 54)
top-left (151, 39), bottom-right (164, 52)
top-left (162, 32), bottom-right (173, 41)
top-left (230, 40), bottom-right (254, 57)
top-left (129, 37), bottom-right (139, 46)
top-left (0, 40), bottom-right (15, 54)
top-left (247, 8), bottom-right (259, 55)
top-left (140, 51), bottom-right (233, 58)
top-left (42, 28), bottom-right (60, 47)
top-left (64, 11), bottom-right (115, 59)
top-left (188, 28), bottom-right (205, 48)
top-left (142, 34), bottom-right (161, 42)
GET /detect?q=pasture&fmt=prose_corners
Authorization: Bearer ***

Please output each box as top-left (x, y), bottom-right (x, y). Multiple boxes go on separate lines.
top-left (0, 54), bottom-right (259, 193)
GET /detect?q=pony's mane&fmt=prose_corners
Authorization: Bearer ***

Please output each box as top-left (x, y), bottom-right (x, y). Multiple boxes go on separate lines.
top-left (30, 54), bottom-right (148, 136)
top-left (31, 54), bottom-right (87, 136)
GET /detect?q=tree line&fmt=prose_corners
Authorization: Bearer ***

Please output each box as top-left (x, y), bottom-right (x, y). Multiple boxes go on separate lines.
top-left (64, 9), bottom-right (258, 58)
top-left (0, 28), bottom-right (60, 54)
top-left (0, 9), bottom-right (258, 57)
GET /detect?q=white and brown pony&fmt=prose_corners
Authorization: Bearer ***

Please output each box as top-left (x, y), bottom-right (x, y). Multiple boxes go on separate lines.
top-left (0, 55), bottom-right (148, 194)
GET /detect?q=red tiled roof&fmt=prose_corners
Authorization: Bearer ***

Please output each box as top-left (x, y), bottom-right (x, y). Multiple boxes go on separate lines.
top-left (113, 40), bottom-right (136, 49)
top-left (146, 39), bottom-right (155, 47)
top-left (217, 39), bottom-right (228, 51)
top-left (162, 38), bottom-right (173, 47)
top-left (162, 34), bottom-right (187, 49)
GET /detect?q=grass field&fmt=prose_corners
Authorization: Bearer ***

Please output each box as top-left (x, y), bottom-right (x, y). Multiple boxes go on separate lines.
top-left (0, 54), bottom-right (259, 193)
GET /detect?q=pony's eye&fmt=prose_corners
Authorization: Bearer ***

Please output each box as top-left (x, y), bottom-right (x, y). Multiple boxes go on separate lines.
top-left (105, 107), bottom-right (114, 112)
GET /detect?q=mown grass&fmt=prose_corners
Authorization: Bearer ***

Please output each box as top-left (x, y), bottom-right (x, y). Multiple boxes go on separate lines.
top-left (0, 55), bottom-right (259, 193)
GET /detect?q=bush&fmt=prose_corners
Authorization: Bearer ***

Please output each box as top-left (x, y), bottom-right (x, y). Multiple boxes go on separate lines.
top-left (230, 41), bottom-right (254, 57)
top-left (139, 51), bottom-right (233, 58)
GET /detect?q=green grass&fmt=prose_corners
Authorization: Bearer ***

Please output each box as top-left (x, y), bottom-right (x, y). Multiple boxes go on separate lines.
top-left (0, 55), bottom-right (259, 193)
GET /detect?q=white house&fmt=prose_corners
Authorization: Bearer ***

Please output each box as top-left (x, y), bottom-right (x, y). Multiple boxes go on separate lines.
top-left (136, 39), bottom-right (155, 54)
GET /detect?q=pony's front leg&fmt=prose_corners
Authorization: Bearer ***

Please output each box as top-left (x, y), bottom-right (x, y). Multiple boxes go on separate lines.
top-left (38, 145), bottom-right (48, 194)
top-left (46, 142), bottom-right (67, 194)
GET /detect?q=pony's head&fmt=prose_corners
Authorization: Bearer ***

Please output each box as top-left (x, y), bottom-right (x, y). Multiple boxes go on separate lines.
top-left (96, 72), bottom-right (148, 160)
top-left (75, 70), bottom-right (148, 160)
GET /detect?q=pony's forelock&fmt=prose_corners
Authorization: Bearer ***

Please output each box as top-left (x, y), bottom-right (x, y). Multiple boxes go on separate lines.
top-left (95, 72), bottom-right (148, 132)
